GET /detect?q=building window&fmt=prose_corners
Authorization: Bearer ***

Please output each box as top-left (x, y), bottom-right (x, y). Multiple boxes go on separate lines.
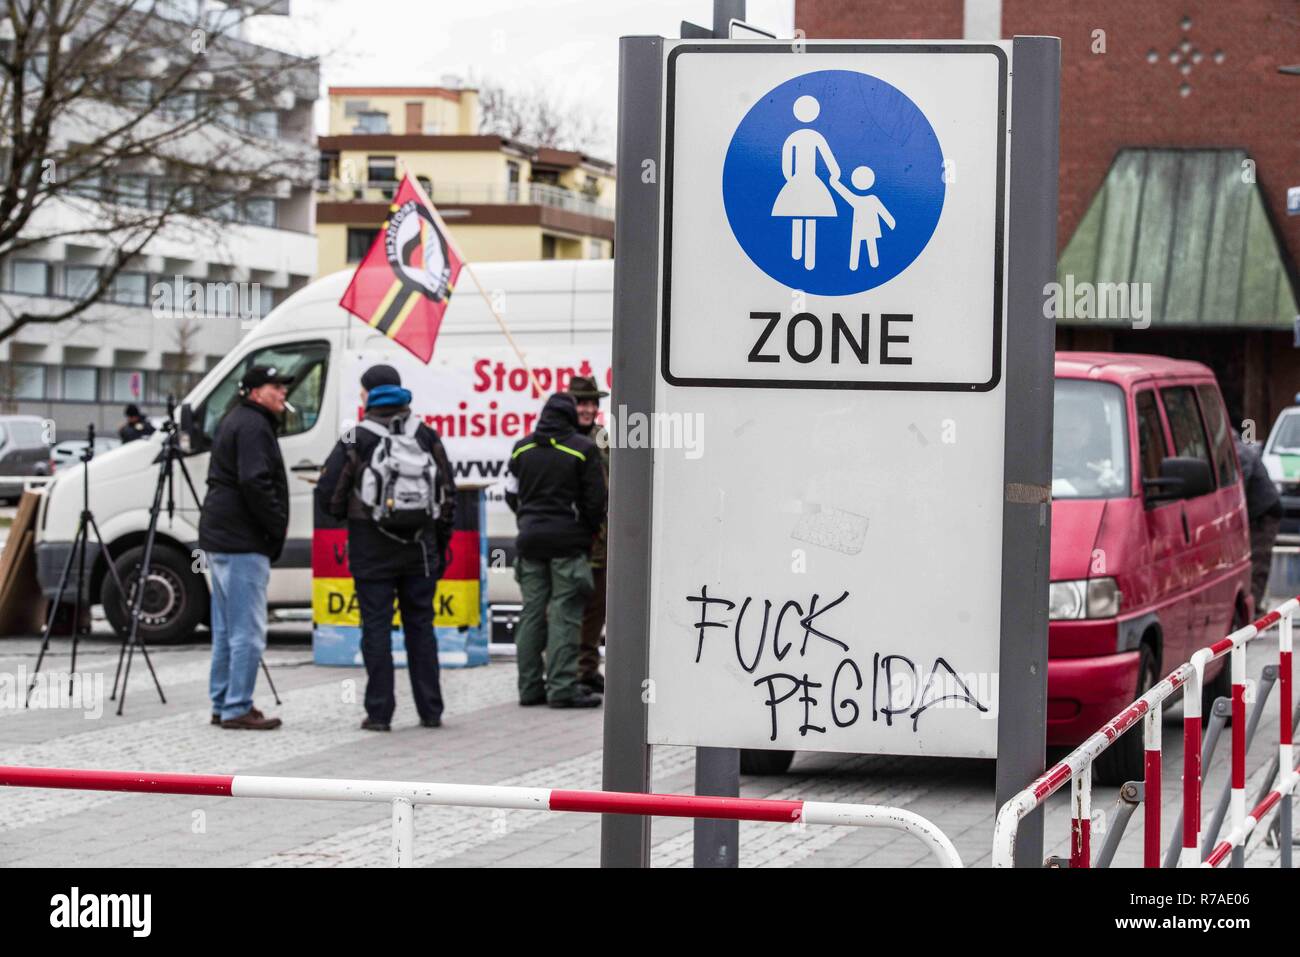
top-left (347, 227), bottom-right (379, 262)
top-left (367, 155), bottom-right (397, 183)
top-left (162, 91), bottom-right (198, 119)
top-left (118, 78), bottom-right (154, 106)
top-left (343, 99), bottom-right (368, 117)
top-left (356, 111), bottom-right (389, 134)
top-left (541, 235), bottom-right (557, 260)
top-left (244, 197), bottom-right (276, 227)
top-left (507, 161), bottom-right (521, 202)
top-left (155, 371), bottom-right (195, 402)
top-left (247, 110), bottom-right (278, 138)
top-left (112, 370), bottom-right (145, 403)
top-left (112, 272), bottom-right (148, 306)
top-left (65, 265), bottom-right (100, 300)
top-left (11, 260), bottom-right (50, 295)
top-left (258, 286), bottom-right (274, 317)
top-left (63, 367), bottom-right (98, 402)
top-left (115, 174), bottom-right (150, 208)
top-left (210, 192), bottom-right (238, 222)
top-left (13, 363), bottom-right (46, 400)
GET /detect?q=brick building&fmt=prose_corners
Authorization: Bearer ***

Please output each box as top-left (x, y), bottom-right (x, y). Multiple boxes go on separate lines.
top-left (797, 0), bottom-right (1300, 432)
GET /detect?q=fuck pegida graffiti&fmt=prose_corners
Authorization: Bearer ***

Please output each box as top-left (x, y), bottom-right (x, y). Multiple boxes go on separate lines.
top-left (685, 585), bottom-right (993, 742)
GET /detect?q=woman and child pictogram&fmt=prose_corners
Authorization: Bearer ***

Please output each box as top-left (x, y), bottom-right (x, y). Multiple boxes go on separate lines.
top-left (772, 94), bottom-right (896, 272)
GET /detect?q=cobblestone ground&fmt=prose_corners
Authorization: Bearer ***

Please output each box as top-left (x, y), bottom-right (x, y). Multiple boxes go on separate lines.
top-left (0, 627), bottom-right (1293, 868)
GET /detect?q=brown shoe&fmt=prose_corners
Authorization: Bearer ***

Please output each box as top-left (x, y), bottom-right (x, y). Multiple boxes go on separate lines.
top-left (221, 707), bottom-right (282, 730)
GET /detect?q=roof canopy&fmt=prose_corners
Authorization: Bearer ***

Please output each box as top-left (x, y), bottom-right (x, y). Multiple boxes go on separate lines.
top-left (1058, 148), bottom-right (1298, 329)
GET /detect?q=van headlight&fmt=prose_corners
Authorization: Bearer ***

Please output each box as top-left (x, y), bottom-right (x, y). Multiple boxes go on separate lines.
top-left (1049, 578), bottom-right (1121, 620)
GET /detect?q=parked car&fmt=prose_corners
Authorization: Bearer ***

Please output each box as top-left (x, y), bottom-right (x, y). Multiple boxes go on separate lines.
top-left (1261, 402), bottom-right (1300, 545)
top-left (49, 437), bottom-right (122, 474)
top-left (1050, 353), bottom-right (1251, 784)
top-left (0, 415), bottom-right (53, 502)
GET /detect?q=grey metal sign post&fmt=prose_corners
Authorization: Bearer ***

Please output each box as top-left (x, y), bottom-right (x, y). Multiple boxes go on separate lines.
top-left (602, 34), bottom-right (1059, 870)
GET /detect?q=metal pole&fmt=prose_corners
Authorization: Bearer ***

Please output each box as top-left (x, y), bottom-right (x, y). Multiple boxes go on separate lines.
top-left (693, 747), bottom-right (739, 867)
top-left (1202, 667), bottom-right (1275, 857)
top-left (600, 34), bottom-right (663, 868)
top-left (391, 797), bottom-right (414, 867)
top-left (711, 0), bottom-right (745, 37)
top-left (689, 3), bottom-right (744, 872)
top-left (1097, 781), bottom-right (1144, 869)
top-left (994, 34), bottom-right (1060, 867)
top-left (1165, 688), bottom-right (1227, 866)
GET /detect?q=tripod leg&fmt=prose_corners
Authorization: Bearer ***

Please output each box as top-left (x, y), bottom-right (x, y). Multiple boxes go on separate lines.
top-left (117, 631), bottom-right (136, 716)
top-left (260, 656), bottom-right (282, 706)
top-left (26, 518), bottom-right (84, 706)
top-left (68, 512), bottom-right (90, 698)
top-left (116, 458), bottom-right (169, 712)
top-left (131, 629), bottom-right (168, 705)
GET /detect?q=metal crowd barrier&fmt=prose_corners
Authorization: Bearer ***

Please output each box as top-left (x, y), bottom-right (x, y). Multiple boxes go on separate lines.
top-left (993, 597), bottom-right (1299, 868)
top-left (0, 766), bottom-right (963, 867)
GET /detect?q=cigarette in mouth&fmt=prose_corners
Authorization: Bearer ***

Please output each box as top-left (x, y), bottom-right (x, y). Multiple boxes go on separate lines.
top-left (284, 400), bottom-right (296, 413)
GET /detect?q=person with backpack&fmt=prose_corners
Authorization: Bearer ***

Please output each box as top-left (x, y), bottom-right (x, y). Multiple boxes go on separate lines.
top-left (315, 364), bottom-right (456, 731)
top-left (505, 392), bottom-right (606, 709)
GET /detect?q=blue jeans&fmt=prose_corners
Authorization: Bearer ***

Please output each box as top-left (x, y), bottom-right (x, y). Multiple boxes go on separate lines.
top-left (208, 552), bottom-right (271, 721)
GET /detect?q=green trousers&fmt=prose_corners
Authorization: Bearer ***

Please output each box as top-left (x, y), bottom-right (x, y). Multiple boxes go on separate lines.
top-left (514, 554), bottom-right (594, 703)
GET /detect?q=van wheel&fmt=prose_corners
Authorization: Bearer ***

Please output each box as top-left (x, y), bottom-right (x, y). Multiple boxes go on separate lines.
top-left (740, 749), bottom-right (795, 775)
top-left (1094, 644), bottom-right (1159, 787)
top-left (101, 544), bottom-right (206, 645)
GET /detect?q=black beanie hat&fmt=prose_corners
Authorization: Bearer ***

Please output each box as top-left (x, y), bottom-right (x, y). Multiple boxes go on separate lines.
top-left (361, 364), bottom-right (402, 390)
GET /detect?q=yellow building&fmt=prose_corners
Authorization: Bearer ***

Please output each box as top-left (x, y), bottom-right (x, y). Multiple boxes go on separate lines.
top-left (316, 85), bottom-right (615, 274)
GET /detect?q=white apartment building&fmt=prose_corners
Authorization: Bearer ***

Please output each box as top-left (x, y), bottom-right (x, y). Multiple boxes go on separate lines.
top-left (0, 0), bottom-right (319, 437)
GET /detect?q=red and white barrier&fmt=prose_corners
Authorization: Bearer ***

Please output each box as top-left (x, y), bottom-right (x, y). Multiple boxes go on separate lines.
top-left (0, 765), bottom-right (963, 868)
top-left (993, 597), bottom-right (1299, 868)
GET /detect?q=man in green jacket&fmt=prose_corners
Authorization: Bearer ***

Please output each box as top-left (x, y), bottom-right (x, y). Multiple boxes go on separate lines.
top-left (568, 376), bottom-right (609, 694)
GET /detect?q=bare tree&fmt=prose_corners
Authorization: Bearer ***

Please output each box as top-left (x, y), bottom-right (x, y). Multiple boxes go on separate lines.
top-left (476, 79), bottom-right (607, 154)
top-left (0, 0), bottom-right (319, 345)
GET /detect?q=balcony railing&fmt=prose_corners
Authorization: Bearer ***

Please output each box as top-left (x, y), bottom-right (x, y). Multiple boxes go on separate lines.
top-left (314, 179), bottom-right (614, 220)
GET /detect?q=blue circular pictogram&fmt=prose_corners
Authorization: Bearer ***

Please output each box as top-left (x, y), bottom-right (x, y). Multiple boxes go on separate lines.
top-left (722, 70), bottom-right (946, 296)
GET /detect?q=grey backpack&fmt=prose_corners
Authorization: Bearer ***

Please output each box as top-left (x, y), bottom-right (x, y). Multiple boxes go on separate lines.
top-left (354, 417), bottom-right (440, 537)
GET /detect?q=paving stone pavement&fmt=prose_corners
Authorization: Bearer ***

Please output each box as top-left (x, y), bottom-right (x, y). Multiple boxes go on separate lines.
top-left (0, 630), bottom-right (1295, 868)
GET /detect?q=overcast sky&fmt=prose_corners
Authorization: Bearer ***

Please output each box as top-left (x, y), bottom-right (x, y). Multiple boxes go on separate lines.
top-left (253, 0), bottom-right (796, 156)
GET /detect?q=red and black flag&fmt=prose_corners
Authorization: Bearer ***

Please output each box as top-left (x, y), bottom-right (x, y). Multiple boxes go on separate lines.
top-left (339, 174), bottom-right (464, 363)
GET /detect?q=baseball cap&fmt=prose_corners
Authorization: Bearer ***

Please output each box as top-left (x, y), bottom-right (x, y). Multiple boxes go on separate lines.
top-left (240, 365), bottom-right (295, 391)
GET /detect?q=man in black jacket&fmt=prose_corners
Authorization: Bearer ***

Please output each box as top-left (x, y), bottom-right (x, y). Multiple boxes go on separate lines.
top-left (1235, 433), bottom-right (1283, 612)
top-left (505, 392), bottom-right (606, 708)
top-left (315, 364), bottom-right (456, 731)
top-left (198, 366), bottom-right (291, 730)
top-left (119, 404), bottom-right (156, 444)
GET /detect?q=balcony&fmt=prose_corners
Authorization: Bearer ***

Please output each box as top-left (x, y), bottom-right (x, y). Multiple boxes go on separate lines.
top-left (314, 179), bottom-right (614, 220)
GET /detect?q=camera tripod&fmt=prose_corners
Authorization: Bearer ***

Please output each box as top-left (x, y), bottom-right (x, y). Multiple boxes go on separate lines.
top-left (26, 424), bottom-right (132, 705)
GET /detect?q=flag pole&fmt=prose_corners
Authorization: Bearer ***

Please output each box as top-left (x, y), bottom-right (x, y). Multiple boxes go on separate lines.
top-left (399, 162), bottom-right (545, 397)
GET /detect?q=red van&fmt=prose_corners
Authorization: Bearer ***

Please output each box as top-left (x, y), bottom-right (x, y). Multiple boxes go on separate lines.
top-left (1050, 353), bottom-right (1251, 783)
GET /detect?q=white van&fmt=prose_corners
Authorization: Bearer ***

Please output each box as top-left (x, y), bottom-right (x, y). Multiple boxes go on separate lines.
top-left (35, 259), bottom-right (614, 642)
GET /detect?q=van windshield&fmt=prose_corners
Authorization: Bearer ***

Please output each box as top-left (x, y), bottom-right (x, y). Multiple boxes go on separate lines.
top-left (1053, 379), bottom-right (1130, 499)
top-left (1267, 410), bottom-right (1300, 454)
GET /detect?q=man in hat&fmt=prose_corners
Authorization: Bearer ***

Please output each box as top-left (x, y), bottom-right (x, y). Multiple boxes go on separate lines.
top-left (505, 392), bottom-right (605, 708)
top-left (568, 375), bottom-right (610, 694)
top-left (198, 365), bottom-right (293, 730)
top-left (316, 363), bottom-right (456, 731)
top-left (118, 404), bottom-right (155, 444)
